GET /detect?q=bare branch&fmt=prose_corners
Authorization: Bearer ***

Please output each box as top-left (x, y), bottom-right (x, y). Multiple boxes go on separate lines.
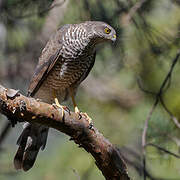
top-left (159, 96), bottom-right (180, 129)
top-left (142, 103), bottom-right (157, 180)
top-left (0, 84), bottom-right (130, 180)
top-left (140, 50), bottom-right (180, 180)
top-left (145, 143), bottom-right (180, 159)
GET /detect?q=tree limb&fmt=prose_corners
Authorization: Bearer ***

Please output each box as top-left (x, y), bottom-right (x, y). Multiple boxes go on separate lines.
top-left (0, 84), bottom-right (130, 180)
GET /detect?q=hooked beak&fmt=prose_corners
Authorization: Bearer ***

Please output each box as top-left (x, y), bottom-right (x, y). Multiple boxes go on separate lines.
top-left (111, 34), bottom-right (116, 43)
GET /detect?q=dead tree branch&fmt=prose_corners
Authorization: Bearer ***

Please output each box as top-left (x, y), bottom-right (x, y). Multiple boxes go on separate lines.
top-left (0, 84), bottom-right (130, 180)
top-left (141, 50), bottom-right (180, 180)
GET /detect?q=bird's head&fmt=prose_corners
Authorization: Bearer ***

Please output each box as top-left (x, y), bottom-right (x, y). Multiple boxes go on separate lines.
top-left (88, 21), bottom-right (116, 44)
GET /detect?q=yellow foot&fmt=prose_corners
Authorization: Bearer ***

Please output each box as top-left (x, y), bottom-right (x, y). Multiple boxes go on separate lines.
top-left (82, 112), bottom-right (92, 124)
top-left (82, 112), bottom-right (93, 129)
top-left (74, 106), bottom-right (92, 124)
top-left (75, 106), bottom-right (80, 114)
top-left (53, 98), bottom-right (70, 118)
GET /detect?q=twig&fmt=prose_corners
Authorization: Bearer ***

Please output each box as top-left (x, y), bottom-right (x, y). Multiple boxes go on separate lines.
top-left (158, 50), bottom-right (180, 128)
top-left (119, 147), bottom-right (156, 179)
top-left (159, 96), bottom-right (180, 129)
top-left (119, 149), bottom-right (157, 180)
top-left (0, 84), bottom-right (130, 180)
top-left (142, 103), bottom-right (157, 180)
top-left (137, 77), bottom-right (156, 95)
top-left (157, 51), bottom-right (180, 96)
top-left (141, 50), bottom-right (180, 180)
top-left (119, 146), bottom-right (180, 180)
top-left (146, 143), bottom-right (180, 159)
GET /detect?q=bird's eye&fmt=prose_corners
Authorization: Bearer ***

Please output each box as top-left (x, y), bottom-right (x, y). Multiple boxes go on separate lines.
top-left (104, 27), bottom-right (111, 34)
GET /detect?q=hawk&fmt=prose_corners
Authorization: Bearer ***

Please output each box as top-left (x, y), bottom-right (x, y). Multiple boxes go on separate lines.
top-left (14, 21), bottom-right (116, 171)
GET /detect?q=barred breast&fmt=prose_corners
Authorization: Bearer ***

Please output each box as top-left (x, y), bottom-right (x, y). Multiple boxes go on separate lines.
top-left (34, 54), bottom-right (95, 104)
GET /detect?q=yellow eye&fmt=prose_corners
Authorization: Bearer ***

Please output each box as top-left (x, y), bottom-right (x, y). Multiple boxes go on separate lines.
top-left (104, 27), bottom-right (111, 34)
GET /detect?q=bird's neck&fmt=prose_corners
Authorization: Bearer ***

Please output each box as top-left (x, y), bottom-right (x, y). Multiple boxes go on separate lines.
top-left (61, 26), bottom-right (95, 58)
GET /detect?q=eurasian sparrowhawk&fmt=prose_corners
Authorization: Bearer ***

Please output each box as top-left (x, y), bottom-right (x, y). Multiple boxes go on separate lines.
top-left (14, 21), bottom-right (116, 171)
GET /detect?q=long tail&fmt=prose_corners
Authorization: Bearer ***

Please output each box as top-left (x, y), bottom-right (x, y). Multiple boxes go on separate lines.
top-left (14, 123), bottom-right (48, 171)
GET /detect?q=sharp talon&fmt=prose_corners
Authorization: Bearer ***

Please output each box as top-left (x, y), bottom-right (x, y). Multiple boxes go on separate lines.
top-left (88, 122), bottom-right (93, 129)
top-left (52, 97), bottom-right (69, 119)
top-left (82, 113), bottom-right (92, 124)
top-left (78, 113), bottom-right (82, 120)
top-left (52, 103), bottom-right (58, 109)
top-left (64, 106), bottom-right (71, 115)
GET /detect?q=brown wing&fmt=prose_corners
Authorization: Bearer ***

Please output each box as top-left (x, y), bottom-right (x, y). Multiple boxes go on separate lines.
top-left (80, 51), bottom-right (96, 82)
top-left (28, 24), bottom-right (70, 97)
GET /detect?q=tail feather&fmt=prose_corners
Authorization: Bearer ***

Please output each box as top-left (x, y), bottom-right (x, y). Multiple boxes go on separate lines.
top-left (40, 128), bottom-right (49, 150)
top-left (14, 124), bottom-right (30, 170)
top-left (14, 123), bottom-right (49, 171)
top-left (14, 146), bottom-right (26, 170)
top-left (22, 142), bottom-right (39, 171)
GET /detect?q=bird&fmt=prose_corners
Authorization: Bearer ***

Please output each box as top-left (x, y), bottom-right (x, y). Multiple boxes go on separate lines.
top-left (13, 21), bottom-right (116, 171)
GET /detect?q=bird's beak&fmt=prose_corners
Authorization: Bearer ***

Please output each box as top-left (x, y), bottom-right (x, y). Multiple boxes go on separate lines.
top-left (111, 34), bottom-right (116, 43)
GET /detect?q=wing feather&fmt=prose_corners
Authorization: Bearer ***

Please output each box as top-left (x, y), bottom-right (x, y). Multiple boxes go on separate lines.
top-left (27, 49), bottom-right (61, 97)
top-left (27, 24), bottom-right (70, 97)
top-left (78, 51), bottom-right (96, 83)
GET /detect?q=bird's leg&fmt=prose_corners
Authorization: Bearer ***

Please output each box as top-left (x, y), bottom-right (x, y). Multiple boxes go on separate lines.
top-left (52, 90), bottom-right (69, 118)
top-left (70, 90), bottom-right (80, 114)
top-left (68, 88), bottom-right (92, 124)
